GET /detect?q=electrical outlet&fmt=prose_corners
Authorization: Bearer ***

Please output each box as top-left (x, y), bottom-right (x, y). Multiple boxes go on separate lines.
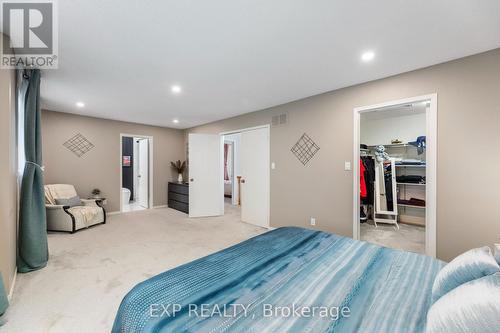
top-left (310, 217), bottom-right (316, 226)
top-left (344, 161), bottom-right (351, 171)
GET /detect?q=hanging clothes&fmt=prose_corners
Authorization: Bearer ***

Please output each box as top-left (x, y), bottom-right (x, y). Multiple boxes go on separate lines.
top-left (360, 159), bottom-right (367, 198)
top-left (361, 156), bottom-right (375, 205)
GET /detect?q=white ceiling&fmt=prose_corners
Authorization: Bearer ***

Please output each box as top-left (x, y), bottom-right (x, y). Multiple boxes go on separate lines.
top-left (38, 0), bottom-right (500, 129)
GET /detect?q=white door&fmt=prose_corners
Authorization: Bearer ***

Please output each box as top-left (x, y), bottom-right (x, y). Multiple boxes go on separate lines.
top-left (240, 127), bottom-right (270, 228)
top-left (138, 139), bottom-right (149, 208)
top-left (189, 133), bottom-right (223, 217)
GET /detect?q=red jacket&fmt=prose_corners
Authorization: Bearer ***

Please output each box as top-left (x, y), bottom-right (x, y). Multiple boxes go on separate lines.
top-left (360, 159), bottom-right (367, 198)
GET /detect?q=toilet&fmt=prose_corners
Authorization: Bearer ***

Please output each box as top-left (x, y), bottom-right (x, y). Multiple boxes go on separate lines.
top-left (121, 188), bottom-right (131, 206)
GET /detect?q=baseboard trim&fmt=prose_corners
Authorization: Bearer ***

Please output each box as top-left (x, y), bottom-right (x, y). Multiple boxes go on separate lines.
top-left (109, 206), bottom-right (167, 215)
top-left (8, 269), bottom-right (17, 301)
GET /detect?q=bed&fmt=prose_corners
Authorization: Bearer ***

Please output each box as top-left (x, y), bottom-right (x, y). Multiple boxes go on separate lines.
top-left (224, 181), bottom-right (232, 197)
top-left (112, 227), bottom-right (444, 333)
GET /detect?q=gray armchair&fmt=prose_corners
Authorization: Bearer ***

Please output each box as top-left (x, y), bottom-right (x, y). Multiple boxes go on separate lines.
top-left (45, 184), bottom-right (106, 233)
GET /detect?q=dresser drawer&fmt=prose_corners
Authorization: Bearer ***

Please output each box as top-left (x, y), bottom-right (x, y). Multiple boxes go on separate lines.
top-left (168, 199), bottom-right (189, 214)
top-left (168, 183), bottom-right (189, 195)
top-left (169, 192), bottom-right (188, 204)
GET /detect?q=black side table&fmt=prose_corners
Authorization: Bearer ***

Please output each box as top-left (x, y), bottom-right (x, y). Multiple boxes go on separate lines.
top-left (88, 197), bottom-right (107, 206)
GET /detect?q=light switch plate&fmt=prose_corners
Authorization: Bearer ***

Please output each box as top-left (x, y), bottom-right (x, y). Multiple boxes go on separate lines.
top-left (271, 162), bottom-right (276, 170)
top-left (344, 161), bottom-right (351, 171)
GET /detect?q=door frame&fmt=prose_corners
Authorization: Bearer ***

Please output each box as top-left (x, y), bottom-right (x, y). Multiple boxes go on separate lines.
top-left (119, 133), bottom-right (154, 213)
top-left (353, 94), bottom-right (437, 257)
top-left (223, 139), bottom-right (237, 204)
top-left (136, 138), bottom-right (150, 208)
top-left (220, 124), bottom-right (271, 228)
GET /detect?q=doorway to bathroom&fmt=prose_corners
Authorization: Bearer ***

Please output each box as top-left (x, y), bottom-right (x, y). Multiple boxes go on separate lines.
top-left (120, 134), bottom-right (153, 213)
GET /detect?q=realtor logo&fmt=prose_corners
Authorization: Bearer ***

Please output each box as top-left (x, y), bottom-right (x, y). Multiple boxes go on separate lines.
top-left (1, 0), bottom-right (58, 68)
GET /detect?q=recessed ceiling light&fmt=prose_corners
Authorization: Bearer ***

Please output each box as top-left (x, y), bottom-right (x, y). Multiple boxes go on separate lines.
top-left (171, 85), bottom-right (182, 94)
top-left (361, 51), bottom-right (375, 62)
top-left (172, 119), bottom-right (179, 124)
top-left (76, 101), bottom-right (85, 108)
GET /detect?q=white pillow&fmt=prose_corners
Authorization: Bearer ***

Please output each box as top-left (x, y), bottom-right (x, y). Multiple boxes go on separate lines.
top-left (427, 273), bottom-right (500, 333)
top-left (494, 244), bottom-right (500, 265)
top-left (431, 246), bottom-right (499, 303)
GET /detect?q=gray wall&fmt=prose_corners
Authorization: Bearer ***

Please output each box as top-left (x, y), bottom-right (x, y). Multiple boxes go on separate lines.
top-left (187, 48), bottom-right (500, 262)
top-left (0, 55), bottom-right (17, 294)
top-left (41, 111), bottom-right (185, 212)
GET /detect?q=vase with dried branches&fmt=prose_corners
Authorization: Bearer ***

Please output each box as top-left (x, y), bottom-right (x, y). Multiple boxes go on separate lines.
top-left (171, 160), bottom-right (186, 183)
top-left (91, 188), bottom-right (101, 199)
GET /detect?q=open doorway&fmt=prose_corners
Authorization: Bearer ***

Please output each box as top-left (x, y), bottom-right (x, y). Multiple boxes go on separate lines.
top-left (220, 126), bottom-right (270, 228)
top-left (222, 133), bottom-right (241, 218)
top-left (186, 125), bottom-right (270, 228)
top-left (353, 95), bottom-right (437, 257)
top-left (120, 134), bottom-right (153, 213)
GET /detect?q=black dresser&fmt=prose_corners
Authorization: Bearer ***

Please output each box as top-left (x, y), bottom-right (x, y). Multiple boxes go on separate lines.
top-left (168, 182), bottom-right (189, 214)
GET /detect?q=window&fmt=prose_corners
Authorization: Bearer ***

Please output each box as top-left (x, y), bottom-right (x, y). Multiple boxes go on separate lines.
top-left (17, 72), bottom-right (27, 177)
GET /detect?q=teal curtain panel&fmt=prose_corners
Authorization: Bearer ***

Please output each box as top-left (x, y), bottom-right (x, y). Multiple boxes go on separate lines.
top-left (17, 69), bottom-right (49, 273)
top-left (0, 275), bottom-right (8, 325)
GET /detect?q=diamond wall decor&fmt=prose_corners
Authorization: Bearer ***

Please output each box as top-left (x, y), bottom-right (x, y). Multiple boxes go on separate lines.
top-left (63, 133), bottom-right (95, 157)
top-left (291, 133), bottom-right (320, 165)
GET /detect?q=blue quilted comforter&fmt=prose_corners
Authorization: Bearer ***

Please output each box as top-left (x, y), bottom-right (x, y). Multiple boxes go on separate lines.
top-left (112, 227), bottom-right (444, 333)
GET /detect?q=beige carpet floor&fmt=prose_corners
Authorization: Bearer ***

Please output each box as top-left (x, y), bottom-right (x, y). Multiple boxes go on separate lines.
top-left (2, 203), bottom-right (266, 333)
top-left (3, 203), bottom-right (426, 332)
top-left (360, 221), bottom-right (425, 254)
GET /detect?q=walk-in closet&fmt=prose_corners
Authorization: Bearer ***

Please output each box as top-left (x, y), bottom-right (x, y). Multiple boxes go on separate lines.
top-left (359, 102), bottom-right (428, 253)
